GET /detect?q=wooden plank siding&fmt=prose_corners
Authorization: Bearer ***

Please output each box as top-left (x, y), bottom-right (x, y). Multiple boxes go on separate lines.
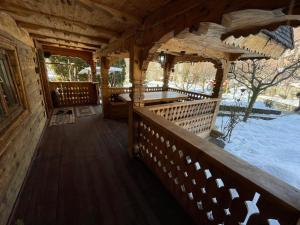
top-left (9, 108), bottom-right (195, 225)
top-left (0, 15), bottom-right (47, 225)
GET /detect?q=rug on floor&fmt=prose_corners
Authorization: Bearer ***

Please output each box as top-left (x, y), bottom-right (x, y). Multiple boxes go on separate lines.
top-left (75, 106), bottom-right (96, 117)
top-left (50, 107), bottom-right (75, 126)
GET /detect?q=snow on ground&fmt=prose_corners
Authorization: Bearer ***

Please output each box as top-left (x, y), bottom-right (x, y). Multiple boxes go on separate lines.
top-left (259, 95), bottom-right (299, 107)
top-left (221, 93), bottom-right (271, 109)
top-left (216, 114), bottom-right (300, 190)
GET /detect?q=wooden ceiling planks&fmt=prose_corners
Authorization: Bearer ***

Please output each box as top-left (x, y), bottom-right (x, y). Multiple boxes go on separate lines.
top-left (0, 0), bottom-right (299, 62)
top-left (0, 0), bottom-right (171, 51)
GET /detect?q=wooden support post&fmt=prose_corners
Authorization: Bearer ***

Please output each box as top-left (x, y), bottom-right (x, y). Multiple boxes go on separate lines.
top-left (162, 54), bottom-right (175, 91)
top-left (90, 60), bottom-right (97, 82)
top-left (35, 42), bottom-right (53, 117)
top-left (211, 60), bottom-right (230, 130)
top-left (128, 44), bottom-right (148, 157)
top-left (100, 56), bottom-right (110, 118)
top-left (212, 60), bottom-right (229, 98)
top-left (130, 46), bottom-right (146, 107)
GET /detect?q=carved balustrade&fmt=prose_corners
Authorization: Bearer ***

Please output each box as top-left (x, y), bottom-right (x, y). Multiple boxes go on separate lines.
top-left (133, 107), bottom-right (300, 225)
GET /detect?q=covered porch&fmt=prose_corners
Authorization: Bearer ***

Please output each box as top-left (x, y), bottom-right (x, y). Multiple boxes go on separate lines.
top-left (0, 1), bottom-right (300, 225)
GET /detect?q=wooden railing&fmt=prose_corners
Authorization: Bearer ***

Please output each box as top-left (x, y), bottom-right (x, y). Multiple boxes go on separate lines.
top-left (108, 86), bottom-right (164, 95)
top-left (147, 99), bottom-right (219, 137)
top-left (133, 107), bottom-right (300, 225)
top-left (107, 87), bottom-right (211, 101)
top-left (168, 87), bottom-right (212, 100)
top-left (49, 82), bottom-right (99, 107)
top-left (145, 86), bottom-right (163, 92)
top-left (108, 87), bottom-right (131, 95)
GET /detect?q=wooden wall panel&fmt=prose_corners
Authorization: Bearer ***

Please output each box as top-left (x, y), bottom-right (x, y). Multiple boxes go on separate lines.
top-left (0, 15), bottom-right (47, 225)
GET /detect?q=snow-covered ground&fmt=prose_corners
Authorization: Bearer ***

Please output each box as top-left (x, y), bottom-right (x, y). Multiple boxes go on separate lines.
top-left (259, 95), bottom-right (299, 107)
top-left (221, 93), bottom-right (271, 110)
top-left (222, 91), bottom-right (299, 111)
top-left (216, 114), bottom-right (300, 190)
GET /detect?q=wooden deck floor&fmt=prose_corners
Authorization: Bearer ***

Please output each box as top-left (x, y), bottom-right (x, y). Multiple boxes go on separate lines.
top-left (9, 107), bottom-right (194, 225)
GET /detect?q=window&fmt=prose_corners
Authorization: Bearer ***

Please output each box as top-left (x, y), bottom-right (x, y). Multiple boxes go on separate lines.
top-left (0, 49), bottom-right (23, 131)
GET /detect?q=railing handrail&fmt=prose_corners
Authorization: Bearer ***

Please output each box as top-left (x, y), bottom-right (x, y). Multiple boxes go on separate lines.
top-left (168, 87), bottom-right (212, 99)
top-left (49, 81), bottom-right (98, 84)
top-left (134, 107), bottom-right (300, 213)
top-left (146, 98), bottom-right (219, 111)
top-left (106, 87), bottom-right (213, 101)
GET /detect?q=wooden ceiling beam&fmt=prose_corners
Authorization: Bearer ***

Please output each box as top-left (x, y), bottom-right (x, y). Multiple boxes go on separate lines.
top-left (16, 21), bottom-right (115, 40)
top-left (0, 4), bottom-right (120, 38)
top-left (27, 28), bottom-right (107, 46)
top-left (39, 42), bottom-right (96, 52)
top-left (30, 33), bottom-right (102, 48)
top-left (143, 0), bottom-right (202, 28)
top-left (17, 21), bottom-right (110, 43)
top-left (41, 45), bottom-right (94, 63)
top-left (79, 0), bottom-right (142, 24)
top-left (35, 39), bottom-right (99, 51)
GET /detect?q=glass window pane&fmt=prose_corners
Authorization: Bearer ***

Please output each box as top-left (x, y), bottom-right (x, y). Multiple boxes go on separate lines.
top-left (0, 49), bottom-right (23, 132)
top-left (0, 56), bottom-right (18, 109)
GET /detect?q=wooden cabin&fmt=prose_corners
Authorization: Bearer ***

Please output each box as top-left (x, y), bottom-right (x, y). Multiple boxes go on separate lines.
top-left (0, 1), bottom-right (300, 225)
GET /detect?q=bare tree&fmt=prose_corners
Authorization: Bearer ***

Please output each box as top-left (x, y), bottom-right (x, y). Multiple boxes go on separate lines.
top-left (190, 62), bottom-right (216, 92)
top-left (173, 62), bottom-right (216, 91)
top-left (232, 53), bottom-right (300, 121)
top-left (220, 98), bottom-right (243, 143)
top-left (174, 63), bottom-right (198, 90)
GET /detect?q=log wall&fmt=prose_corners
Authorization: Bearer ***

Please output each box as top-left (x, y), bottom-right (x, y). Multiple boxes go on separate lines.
top-left (0, 14), bottom-right (47, 225)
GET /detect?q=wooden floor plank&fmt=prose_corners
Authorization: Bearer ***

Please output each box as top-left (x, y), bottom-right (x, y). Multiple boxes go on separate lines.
top-left (9, 107), bottom-right (195, 225)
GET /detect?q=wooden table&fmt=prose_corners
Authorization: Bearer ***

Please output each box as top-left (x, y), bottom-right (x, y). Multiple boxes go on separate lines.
top-left (118, 91), bottom-right (188, 104)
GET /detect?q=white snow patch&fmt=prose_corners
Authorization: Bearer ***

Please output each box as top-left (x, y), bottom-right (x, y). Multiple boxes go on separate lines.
top-left (216, 114), bottom-right (300, 190)
top-left (259, 95), bottom-right (299, 107)
top-left (221, 93), bottom-right (271, 110)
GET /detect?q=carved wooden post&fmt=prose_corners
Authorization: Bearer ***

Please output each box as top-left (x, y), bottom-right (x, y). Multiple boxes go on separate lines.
top-left (130, 46), bottom-right (146, 107)
top-left (90, 60), bottom-right (97, 82)
top-left (162, 54), bottom-right (175, 91)
top-left (212, 60), bottom-right (229, 98)
top-left (211, 60), bottom-right (230, 129)
top-left (101, 56), bottom-right (110, 118)
top-left (128, 44), bottom-right (147, 157)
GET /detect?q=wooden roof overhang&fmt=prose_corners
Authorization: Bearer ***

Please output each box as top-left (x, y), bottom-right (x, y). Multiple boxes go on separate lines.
top-left (0, 0), bottom-right (300, 65)
top-left (97, 2), bottom-right (300, 66)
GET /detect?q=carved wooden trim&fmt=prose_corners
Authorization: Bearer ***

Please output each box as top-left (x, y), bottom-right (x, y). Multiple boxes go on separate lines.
top-left (134, 107), bottom-right (300, 225)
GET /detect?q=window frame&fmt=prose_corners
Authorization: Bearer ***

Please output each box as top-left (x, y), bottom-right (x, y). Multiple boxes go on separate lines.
top-left (0, 37), bottom-right (29, 135)
top-left (0, 51), bottom-right (20, 110)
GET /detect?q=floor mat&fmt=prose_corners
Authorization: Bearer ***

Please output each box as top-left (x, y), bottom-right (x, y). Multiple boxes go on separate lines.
top-left (50, 107), bottom-right (75, 126)
top-left (75, 106), bottom-right (96, 117)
